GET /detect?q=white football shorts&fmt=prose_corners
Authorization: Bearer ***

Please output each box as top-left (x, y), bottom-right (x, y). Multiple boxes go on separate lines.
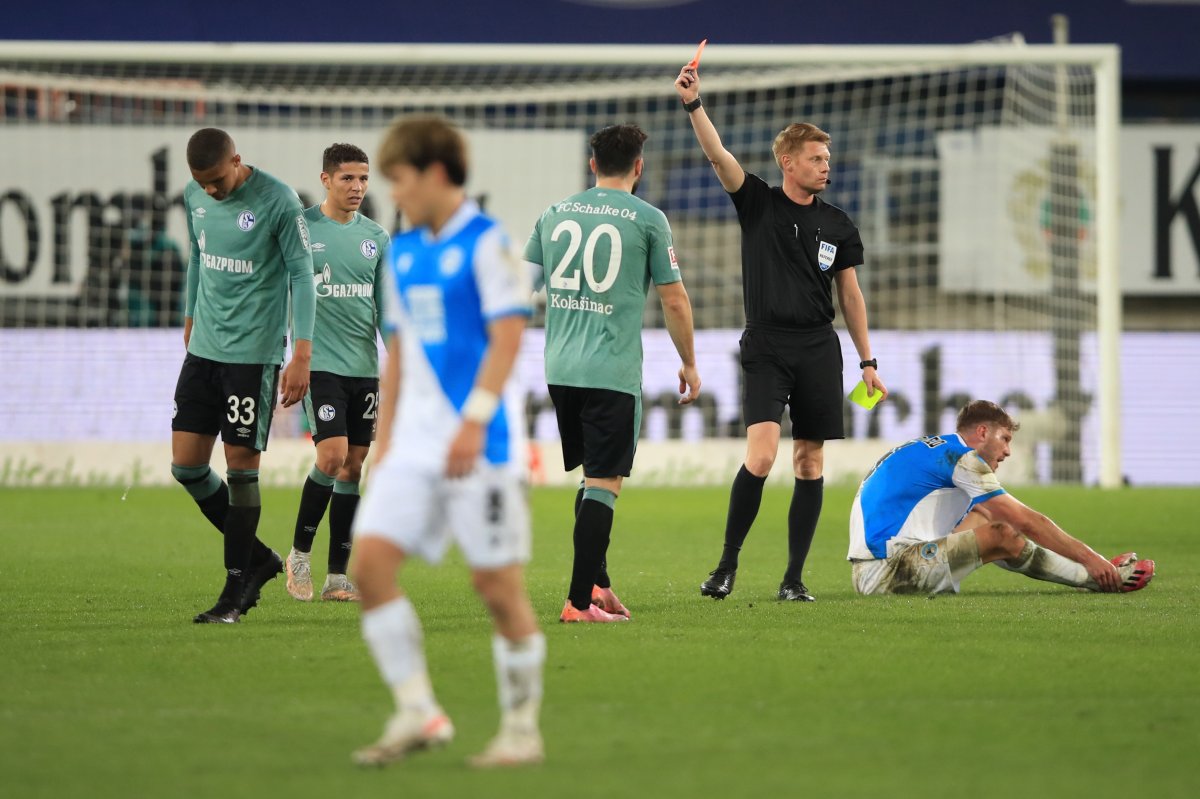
top-left (851, 530), bottom-right (982, 595)
top-left (353, 457), bottom-right (530, 570)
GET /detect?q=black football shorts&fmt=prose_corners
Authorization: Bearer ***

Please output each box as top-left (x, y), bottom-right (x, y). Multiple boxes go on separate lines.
top-left (548, 385), bottom-right (640, 478)
top-left (739, 324), bottom-right (845, 441)
top-left (172, 353), bottom-right (279, 451)
top-left (303, 371), bottom-right (380, 446)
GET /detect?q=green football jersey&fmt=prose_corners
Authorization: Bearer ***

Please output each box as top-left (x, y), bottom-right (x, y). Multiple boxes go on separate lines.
top-left (525, 187), bottom-right (681, 396)
top-left (184, 166), bottom-right (316, 365)
top-left (305, 206), bottom-right (389, 377)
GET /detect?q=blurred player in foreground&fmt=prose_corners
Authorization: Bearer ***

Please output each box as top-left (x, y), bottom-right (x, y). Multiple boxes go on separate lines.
top-left (349, 116), bottom-right (544, 767)
top-left (524, 123), bottom-right (701, 623)
top-left (285, 143), bottom-right (389, 604)
top-left (848, 400), bottom-right (1155, 595)
top-left (172, 127), bottom-right (315, 624)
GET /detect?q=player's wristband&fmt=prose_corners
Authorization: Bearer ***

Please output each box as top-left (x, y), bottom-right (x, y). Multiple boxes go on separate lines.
top-left (462, 388), bottom-right (500, 424)
top-left (683, 96), bottom-right (703, 113)
top-left (859, 359), bottom-right (878, 370)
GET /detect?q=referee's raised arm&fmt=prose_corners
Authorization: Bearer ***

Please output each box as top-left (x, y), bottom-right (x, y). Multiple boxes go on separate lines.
top-left (674, 64), bottom-right (744, 193)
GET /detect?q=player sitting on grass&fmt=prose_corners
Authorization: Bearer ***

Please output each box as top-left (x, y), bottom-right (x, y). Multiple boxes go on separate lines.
top-left (848, 399), bottom-right (1155, 596)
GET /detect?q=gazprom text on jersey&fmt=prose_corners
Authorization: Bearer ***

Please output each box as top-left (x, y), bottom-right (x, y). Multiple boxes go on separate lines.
top-left (318, 283), bottom-right (374, 299)
top-left (201, 253), bottom-right (254, 273)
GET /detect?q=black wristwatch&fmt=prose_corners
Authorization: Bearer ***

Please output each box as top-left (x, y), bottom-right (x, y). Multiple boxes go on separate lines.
top-left (859, 359), bottom-right (878, 370)
top-left (683, 96), bottom-right (703, 113)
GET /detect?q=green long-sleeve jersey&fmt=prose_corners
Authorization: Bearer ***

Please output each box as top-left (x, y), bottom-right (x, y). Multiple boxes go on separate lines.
top-left (305, 205), bottom-right (389, 377)
top-left (184, 166), bottom-right (316, 365)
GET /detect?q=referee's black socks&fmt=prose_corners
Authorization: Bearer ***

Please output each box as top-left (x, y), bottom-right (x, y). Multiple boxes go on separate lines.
top-left (568, 488), bottom-right (617, 611)
top-left (293, 465), bottom-right (336, 554)
top-left (783, 476), bottom-right (824, 584)
top-left (718, 465), bottom-right (768, 571)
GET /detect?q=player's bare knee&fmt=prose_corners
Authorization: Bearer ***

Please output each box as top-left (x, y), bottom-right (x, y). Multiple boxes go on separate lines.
top-left (745, 452), bottom-right (775, 477)
top-left (470, 570), bottom-right (508, 612)
top-left (793, 458), bottom-right (822, 480)
top-left (340, 462), bottom-right (364, 483)
top-left (224, 446), bottom-right (260, 471)
top-left (316, 454), bottom-right (345, 476)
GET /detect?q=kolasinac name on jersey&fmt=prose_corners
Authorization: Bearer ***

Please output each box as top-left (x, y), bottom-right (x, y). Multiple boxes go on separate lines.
top-left (548, 293), bottom-right (613, 315)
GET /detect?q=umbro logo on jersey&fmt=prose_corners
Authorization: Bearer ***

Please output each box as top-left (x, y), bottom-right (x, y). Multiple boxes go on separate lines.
top-left (361, 239), bottom-right (378, 259)
top-left (237, 210), bottom-right (256, 231)
top-left (192, 207), bottom-right (206, 217)
top-left (236, 426), bottom-right (251, 435)
top-left (311, 242), bottom-right (327, 253)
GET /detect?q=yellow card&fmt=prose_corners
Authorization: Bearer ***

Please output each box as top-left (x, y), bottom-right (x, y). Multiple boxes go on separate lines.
top-left (849, 380), bottom-right (883, 410)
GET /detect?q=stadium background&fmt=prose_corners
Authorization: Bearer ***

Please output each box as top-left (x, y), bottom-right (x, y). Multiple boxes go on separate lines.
top-left (2, 0), bottom-right (1199, 488)
top-left (2, 5), bottom-right (1198, 799)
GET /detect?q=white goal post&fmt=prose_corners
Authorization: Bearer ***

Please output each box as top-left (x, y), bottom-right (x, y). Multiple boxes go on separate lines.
top-left (0, 40), bottom-right (1121, 487)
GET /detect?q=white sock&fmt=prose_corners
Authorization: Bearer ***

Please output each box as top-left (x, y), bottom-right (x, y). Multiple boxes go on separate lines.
top-left (996, 541), bottom-right (1096, 590)
top-left (361, 597), bottom-right (437, 715)
top-left (492, 631), bottom-right (545, 733)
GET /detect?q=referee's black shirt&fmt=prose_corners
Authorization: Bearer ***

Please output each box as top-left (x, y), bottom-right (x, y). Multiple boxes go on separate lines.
top-left (730, 171), bottom-right (864, 330)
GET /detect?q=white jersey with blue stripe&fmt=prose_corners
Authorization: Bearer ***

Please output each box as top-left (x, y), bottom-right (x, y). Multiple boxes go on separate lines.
top-left (848, 433), bottom-right (1006, 560)
top-left (380, 200), bottom-right (532, 472)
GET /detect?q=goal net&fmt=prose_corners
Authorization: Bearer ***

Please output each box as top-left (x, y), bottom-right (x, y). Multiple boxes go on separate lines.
top-left (0, 42), bottom-right (1120, 486)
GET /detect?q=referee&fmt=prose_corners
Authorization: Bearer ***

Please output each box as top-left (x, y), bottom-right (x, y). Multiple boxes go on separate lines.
top-left (675, 62), bottom-right (887, 602)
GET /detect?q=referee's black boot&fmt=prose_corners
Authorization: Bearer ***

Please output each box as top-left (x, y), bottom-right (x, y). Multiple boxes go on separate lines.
top-left (700, 568), bottom-right (736, 599)
top-left (238, 549), bottom-right (284, 616)
top-left (777, 580), bottom-right (815, 602)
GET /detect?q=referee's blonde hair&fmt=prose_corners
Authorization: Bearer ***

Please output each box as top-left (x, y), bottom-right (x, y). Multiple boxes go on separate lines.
top-left (772, 123), bottom-right (831, 167)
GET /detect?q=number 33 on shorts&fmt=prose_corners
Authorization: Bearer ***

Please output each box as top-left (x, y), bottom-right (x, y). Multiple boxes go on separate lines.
top-left (227, 394), bottom-right (256, 424)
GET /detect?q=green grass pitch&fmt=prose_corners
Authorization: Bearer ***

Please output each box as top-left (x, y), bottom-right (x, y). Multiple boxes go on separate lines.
top-left (2, 484), bottom-right (1196, 799)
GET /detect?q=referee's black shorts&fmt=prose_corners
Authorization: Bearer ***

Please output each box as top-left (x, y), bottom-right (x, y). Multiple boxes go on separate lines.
top-left (739, 324), bottom-right (844, 441)
top-left (548, 385), bottom-right (640, 478)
